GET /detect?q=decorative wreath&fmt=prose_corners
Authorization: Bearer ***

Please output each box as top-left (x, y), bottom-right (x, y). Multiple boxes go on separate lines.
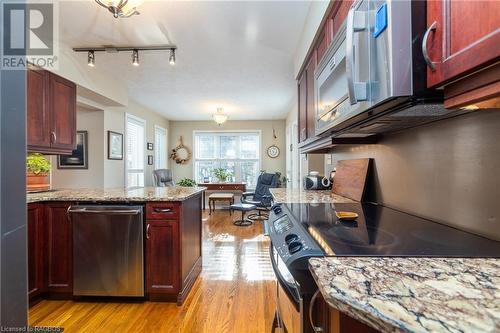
top-left (170, 136), bottom-right (192, 165)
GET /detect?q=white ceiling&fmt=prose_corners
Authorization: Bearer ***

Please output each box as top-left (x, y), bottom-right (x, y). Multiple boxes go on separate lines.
top-left (60, 1), bottom-right (311, 121)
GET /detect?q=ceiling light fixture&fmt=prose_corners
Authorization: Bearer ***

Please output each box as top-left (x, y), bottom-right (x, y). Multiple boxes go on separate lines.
top-left (95, 0), bottom-right (144, 18)
top-left (169, 49), bottom-right (176, 66)
top-left (213, 108), bottom-right (228, 126)
top-left (87, 51), bottom-right (95, 67)
top-left (132, 49), bottom-right (139, 66)
top-left (73, 45), bottom-right (177, 67)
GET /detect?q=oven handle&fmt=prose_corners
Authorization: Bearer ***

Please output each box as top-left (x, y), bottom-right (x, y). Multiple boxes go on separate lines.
top-left (309, 289), bottom-right (325, 332)
top-left (346, 6), bottom-right (367, 105)
top-left (269, 243), bottom-right (301, 305)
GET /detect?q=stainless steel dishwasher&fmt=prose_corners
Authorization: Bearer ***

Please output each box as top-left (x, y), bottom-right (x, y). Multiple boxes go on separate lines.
top-left (69, 205), bottom-right (144, 297)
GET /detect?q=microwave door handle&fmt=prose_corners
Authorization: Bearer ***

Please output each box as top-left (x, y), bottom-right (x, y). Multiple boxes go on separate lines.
top-left (346, 7), bottom-right (357, 105)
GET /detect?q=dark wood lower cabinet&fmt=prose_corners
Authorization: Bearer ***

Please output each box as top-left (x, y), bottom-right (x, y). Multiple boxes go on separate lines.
top-left (27, 203), bottom-right (46, 302)
top-left (45, 203), bottom-right (73, 296)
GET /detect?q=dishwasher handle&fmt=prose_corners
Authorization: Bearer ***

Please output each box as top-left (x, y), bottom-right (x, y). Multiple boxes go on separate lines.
top-left (67, 207), bottom-right (142, 215)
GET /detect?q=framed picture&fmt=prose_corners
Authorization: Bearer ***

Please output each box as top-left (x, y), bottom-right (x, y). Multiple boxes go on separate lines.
top-left (108, 131), bottom-right (123, 160)
top-left (58, 131), bottom-right (88, 169)
top-left (148, 155), bottom-right (154, 165)
top-left (147, 142), bottom-right (154, 150)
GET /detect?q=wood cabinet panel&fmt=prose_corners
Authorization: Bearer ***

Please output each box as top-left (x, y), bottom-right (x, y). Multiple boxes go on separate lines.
top-left (306, 55), bottom-right (317, 138)
top-left (426, 0), bottom-right (500, 87)
top-left (315, 25), bottom-right (331, 64)
top-left (146, 220), bottom-right (180, 295)
top-left (298, 72), bottom-right (308, 142)
top-left (146, 202), bottom-right (180, 220)
top-left (49, 74), bottom-right (76, 151)
top-left (27, 68), bottom-right (50, 151)
top-left (330, 0), bottom-right (353, 39)
top-left (46, 203), bottom-right (72, 294)
top-left (28, 203), bottom-right (46, 301)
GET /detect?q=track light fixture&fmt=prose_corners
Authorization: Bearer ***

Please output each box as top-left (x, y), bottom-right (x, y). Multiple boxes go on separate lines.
top-left (87, 51), bottom-right (95, 67)
top-left (95, 0), bottom-right (144, 18)
top-left (169, 49), bottom-right (176, 66)
top-left (73, 45), bottom-right (177, 67)
top-left (132, 49), bottom-right (139, 66)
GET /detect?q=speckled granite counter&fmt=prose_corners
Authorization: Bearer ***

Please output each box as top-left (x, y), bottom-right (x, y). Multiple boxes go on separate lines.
top-left (309, 257), bottom-right (500, 333)
top-left (270, 188), bottom-right (355, 204)
top-left (27, 186), bottom-right (206, 203)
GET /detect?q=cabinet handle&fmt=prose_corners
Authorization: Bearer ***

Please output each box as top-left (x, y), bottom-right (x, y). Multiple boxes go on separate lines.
top-left (50, 131), bottom-right (57, 144)
top-left (146, 223), bottom-right (150, 239)
top-left (309, 289), bottom-right (324, 332)
top-left (422, 21), bottom-right (437, 72)
top-left (153, 208), bottom-right (172, 213)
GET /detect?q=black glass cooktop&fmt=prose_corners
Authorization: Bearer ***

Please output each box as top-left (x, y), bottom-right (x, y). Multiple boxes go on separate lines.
top-left (284, 202), bottom-right (500, 257)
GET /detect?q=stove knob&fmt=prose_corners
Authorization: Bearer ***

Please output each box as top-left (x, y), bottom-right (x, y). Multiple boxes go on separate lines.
top-left (288, 241), bottom-right (303, 254)
top-left (285, 233), bottom-right (299, 245)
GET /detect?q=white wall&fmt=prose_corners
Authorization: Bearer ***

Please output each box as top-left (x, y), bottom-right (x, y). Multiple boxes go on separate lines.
top-left (50, 107), bottom-right (104, 188)
top-left (168, 120), bottom-right (286, 184)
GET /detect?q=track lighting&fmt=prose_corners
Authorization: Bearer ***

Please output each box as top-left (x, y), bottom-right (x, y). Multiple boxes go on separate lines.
top-left (169, 49), bottom-right (176, 66)
top-left (87, 51), bottom-right (95, 67)
top-left (74, 46), bottom-right (177, 67)
top-left (132, 49), bottom-right (139, 66)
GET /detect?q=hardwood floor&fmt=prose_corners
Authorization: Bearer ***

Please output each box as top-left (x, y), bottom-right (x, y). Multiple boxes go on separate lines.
top-left (29, 210), bottom-right (276, 332)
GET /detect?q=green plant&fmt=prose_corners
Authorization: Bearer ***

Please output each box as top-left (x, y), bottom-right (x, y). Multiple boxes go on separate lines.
top-left (177, 178), bottom-right (197, 187)
top-left (213, 168), bottom-right (232, 182)
top-left (26, 153), bottom-right (51, 175)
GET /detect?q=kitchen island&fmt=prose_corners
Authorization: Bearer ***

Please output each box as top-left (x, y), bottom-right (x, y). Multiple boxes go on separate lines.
top-left (270, 188), bottom-right (356, 204)
top-left (309, 257), bottom-right (500, 333)
top-left (27, 186), bottom-right (205, 305)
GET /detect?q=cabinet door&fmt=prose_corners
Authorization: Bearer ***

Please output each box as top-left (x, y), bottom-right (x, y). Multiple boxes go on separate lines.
top-left (46, 203), bottom-right (72, 294)
top-left (298, 72), bottom-right (308, 142)
top-left (146, 220), bottom-right (180, 295)
top-left (27, 67), bottom-right (50, 151)
top-left (28, 204), bottom-right (45, 300)
top-left (315, 25), bottom-right (331, 64)
top-left (49, 73), bottom-right (76, 151)
top-left (426, 0), bottom-right (500, 87)
top-left (306, 55), bottom-right (317, 139)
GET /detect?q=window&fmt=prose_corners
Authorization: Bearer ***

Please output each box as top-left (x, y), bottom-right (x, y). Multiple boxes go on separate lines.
top-left (126, 114), bottom-right (145, 187)
top-left (194, 131), bottom-right (260, 189)
top-left (155, 126), bottom-right (168, 169)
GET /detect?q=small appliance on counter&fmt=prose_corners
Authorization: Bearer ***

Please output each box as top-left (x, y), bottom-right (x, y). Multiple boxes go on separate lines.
top-left (303, 171), bottom-right (331, 190)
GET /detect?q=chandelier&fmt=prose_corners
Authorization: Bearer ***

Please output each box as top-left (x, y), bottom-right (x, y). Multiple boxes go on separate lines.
top-left (213, 108), bottom-right (228, 126)
top-left (95, 0), bottom-right (144, 18)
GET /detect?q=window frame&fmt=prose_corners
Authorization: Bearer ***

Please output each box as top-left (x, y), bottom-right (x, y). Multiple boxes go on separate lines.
top-left (125, 113), bottom-right (146, 188)
top-left (192, 130), bottom-right (262, 189)
top-left (154, 125), bottom-right (168, 170)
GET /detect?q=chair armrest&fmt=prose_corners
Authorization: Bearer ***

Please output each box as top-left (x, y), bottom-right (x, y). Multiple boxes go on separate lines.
top-left (261, 195), bottom-right (273, 207)
top-left (241, 191), bottom-right (255, 204)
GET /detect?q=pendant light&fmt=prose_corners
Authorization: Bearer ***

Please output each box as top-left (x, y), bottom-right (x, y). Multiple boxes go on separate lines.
top-left (213, 108), bottom-right (228, 126)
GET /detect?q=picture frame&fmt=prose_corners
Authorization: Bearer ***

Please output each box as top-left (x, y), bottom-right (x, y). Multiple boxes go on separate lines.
top-left (148, 155), bottom-right (154, 165)
top-left (108, 131), bottom-right (123, 160)
top-left (147, 142), bottom-right (154, 150)
top-left (58, 131), bottom-right (88, 169)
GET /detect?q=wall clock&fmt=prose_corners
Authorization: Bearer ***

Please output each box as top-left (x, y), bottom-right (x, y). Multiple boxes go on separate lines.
top-left (267, 145), bottom-right (280, 158)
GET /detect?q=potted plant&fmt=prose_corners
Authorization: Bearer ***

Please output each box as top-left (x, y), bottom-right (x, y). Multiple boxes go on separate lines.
top-left (26, 153), bottom-right (51, 192)
top-left (213, 168), bottom-right (232, 182)
top-left (177, 178), bottom-right (197, 187)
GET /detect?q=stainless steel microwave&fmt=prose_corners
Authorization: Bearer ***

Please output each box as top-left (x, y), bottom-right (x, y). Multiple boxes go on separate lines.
top-left (315, 0), bottom-right (444, 137)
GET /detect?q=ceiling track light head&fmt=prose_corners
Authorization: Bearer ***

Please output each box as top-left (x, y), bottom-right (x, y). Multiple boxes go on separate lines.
top-left (132, 49), bottom-right (139, 66)
top-left (87, 50), bottom-right (95, 67)
top-left (169, 49), bottom-right (176, 66)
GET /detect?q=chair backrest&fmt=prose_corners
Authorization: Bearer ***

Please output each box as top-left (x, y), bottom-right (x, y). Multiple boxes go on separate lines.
top-left (153, 169), bottom-right (174, 187)
top-left (254, 173), bottom-right (279, 201)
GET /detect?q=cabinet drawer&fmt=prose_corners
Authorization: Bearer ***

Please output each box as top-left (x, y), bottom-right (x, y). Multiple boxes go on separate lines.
top-left (146, 203), bottom-right (179, 220)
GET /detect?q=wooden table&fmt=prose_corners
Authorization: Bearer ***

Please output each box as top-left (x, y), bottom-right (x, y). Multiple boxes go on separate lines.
top-left (208, 193), bottom-right (234, 215)
top-left (198, 182), bottom-right (247, 210)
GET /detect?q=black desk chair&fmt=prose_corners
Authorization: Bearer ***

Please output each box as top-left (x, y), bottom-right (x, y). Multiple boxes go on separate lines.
top-left (153, 169), bottom-right (174, 187)
top-left (241, 173), bottom-right (278, 220)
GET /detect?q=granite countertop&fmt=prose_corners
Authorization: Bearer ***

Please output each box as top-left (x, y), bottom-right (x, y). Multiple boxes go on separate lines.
top-left (270, 188), bottom-right (356, 204)
top-left (27, 186), bottom-right (206, 203)
top-left (309, 257), bottom-right (500, 333)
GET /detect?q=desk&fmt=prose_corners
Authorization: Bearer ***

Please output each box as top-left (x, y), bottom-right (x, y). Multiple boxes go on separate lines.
top-left (198, 182), bottom-right (247, 210)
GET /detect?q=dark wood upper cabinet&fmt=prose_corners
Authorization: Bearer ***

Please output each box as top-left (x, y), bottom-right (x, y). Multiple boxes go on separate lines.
top-left (28, 203), bottom-right (46, 302)
top-left (426, 0), bottom-right (500, 88)
top-left (315, 25), bottom-right (331, 64)
top-left (27, 67), bottom-right (76, 155)
top-left (49, 74), bottom-right (76, 151)
top-left (298, 72), bottom-right (308, 143)
top-left (27, 68), bottom-right (50, 150)
top-left (46, 203), bottom-right (73, 295)
top-left (306, 55), bottom-right (317, 139)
